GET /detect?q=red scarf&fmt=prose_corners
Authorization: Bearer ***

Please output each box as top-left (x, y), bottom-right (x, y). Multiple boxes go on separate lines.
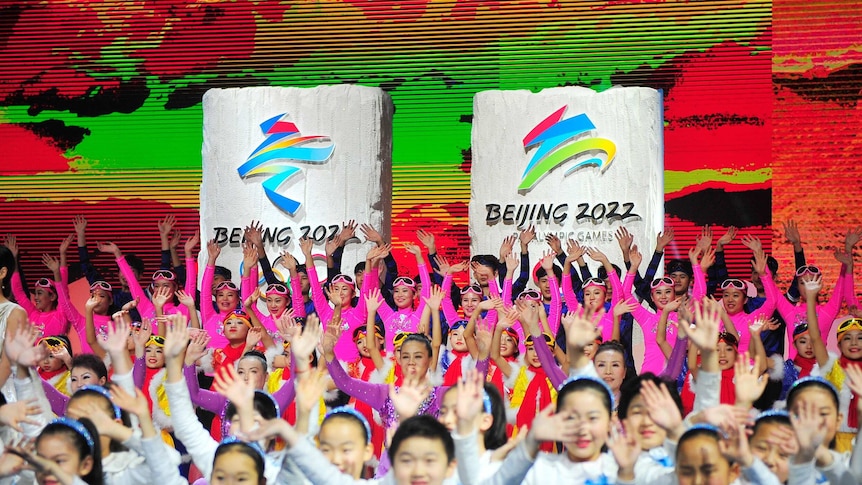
top-left (680, 367), bottom-right (736, 415)
top-left (38, 367), bottom-right (67, 381)
top-left (443, 350), bottom-right (470, 387)
top-left (840, 356), bottom-right (860, 428)
top-left (349, 356), bottom-right (386, 458)
top-left (213, 343), bottom-right (246, 375)
top-left (142, 366), bottom-right (163, 413)
top-left (517, 366), bottom-right (554, 452)
top-left (793, 355), bottom-right (817, 378)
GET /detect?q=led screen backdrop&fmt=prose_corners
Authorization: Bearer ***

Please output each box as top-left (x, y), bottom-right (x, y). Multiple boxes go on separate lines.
top-left (0, 0), bottom-right (858, 298)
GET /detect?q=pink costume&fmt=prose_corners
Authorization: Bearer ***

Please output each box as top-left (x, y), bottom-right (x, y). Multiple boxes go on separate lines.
top-left (55, 267), bottom-right (100, 353)
top-left (623, 265), bottom-right (707, 375)
top-left (239, 266), bottom-right (306, 341)
top-left (307, 265), bottom-right (371, 362)
top-left (375, 264), bottom-right (431, 352)
top-left (723, 285), bottom-right (777, 353)
top-left (116, 255), bottom-right (197, 328)
top-left (502, 275), bottom-right (560, 352)
top-left (11, 272), bottom-right (72, 338)
top-left (562, 270), bottom-right (630, 343)
top-left (441, 275), bottom-right (501, 329)
top-left (761, 265), bottom-right (849, 358)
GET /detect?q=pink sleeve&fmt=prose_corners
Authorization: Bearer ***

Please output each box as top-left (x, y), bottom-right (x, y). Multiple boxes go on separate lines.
top-left (117, 256), bottom-right (154, 318)
top-left (484, 279), bottom-right (501, 327)
top-left (599, 313), bottom-right (614, 342)
top-left (502, 278), bottom-right (513, 307)
top-left (352, 268), bottom-right (372, 324)
top-left (609, 271), bottom-right (624, 307)
top-left (413, 263), bottom-right (431, 318)
top-left (692, 264), bottom-right (707, 301)
top-left (372, 267), bottom-right (395, 322)
top-left (819, 265), bottom-right (847, 335)
top-left (440, 275), bottom-right (459, 325)
top-left (55, 271), bottom-right (84, 329)
top-left (11, 272), bottom-right (36, 317)
top-left (844, 266), bottom-right (859, 309)
top-left (623, 273), bottom-right (656, 332)
top-left (289, 276), bottom-right (306, 317)
top-left (59, 267), bottom-right (84, 336)
top-left (306, 265), bottom-right (333, 322)
top-left (760, 267), bottom-right (797, 341)
top-left (562, 272), bottom-right (579, 312)
top-left (547, 275), bottom-right (561, 335)
top-left (201, 265), bottom-right (216, 324)
top-left (184, 257), bottom-right (197, 297)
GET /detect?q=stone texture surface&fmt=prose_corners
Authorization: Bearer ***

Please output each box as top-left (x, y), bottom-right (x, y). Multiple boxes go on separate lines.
top-left (201, 85), bottom-right (393, 281)
top-left (470, 86), bottom-right (664, 277)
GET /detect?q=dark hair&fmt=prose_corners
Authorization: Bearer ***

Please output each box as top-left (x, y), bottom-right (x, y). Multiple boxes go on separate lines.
top-left (470, 254), bottom-right (498, 269)
top-left (677, 426), bottom-right (721, 462)
top-left (401, 333), bottom-right (433, 356)
top-left (68, 388), bottom-right (130, 453)
top-left (322, 410), bottom-right (371, 444)
top-left (0, 245), bottom-right (14, 298)
top-left (536, 265), bottom-right (562, 281)
top-left (666, 259), bottom-right (693, 277)
top-left (354, 262), bottom-right (366, 274)
top-left (597, 264), bottom-right (622, 280)
top-left (240, 350), bottom-right (268, 371)
top-left (617, 373), bottom-right (683, 420)
top-left (213, 266), bottom-right (233, 280)
top-left (226, 391), bottom-right (279, 423)
top-left (388, 415), bottom-right (454, 464)
top-left (214, 441), bottom-right (265, 485)
top-left (71, 354), bottom-right (108, 381)
top-left (786, 378), bottom-right (839, 412)
top-left (557, 378), bottom-right (613, 415)
top-left (295, 264), bottom-right (308, 275)
top-left (125, 254), bottom-right (145, 276)
top-left (750, 255), bottom-right (779, 274)
top-left (38, 418), bottom-right (103, 485)
top-left (751, 412), bottom-right (791, 437)
top-left (482, 383), bottom-right (507, 450)
top-left (49, 335), bottom-right (74, 358)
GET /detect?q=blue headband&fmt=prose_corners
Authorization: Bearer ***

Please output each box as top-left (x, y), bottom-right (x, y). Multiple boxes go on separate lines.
top-left (755, 409), bottom-right (790, 423)
top-left (325, 406), bottom-right (372, 442)
top-left (50, 417), bottom-right (95, 454)
top-left (482, 389), bottom-right (492, 414)
top-left (75, 385), bottom-right (122, 420)
top-left (254, 390), bottom-right (280, 419)
top-left (789, 376), bottom-right (839, 403)
top-left (219, 436), bottom-right (266, 462)
top-left (558, 375), bottom-right (615, 410)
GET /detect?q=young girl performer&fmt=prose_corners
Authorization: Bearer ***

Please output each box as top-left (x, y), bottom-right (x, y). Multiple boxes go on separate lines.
top-left (200, 239), bottom-right (243, 348)
top-left (372, 242), bottom-right (431, 345)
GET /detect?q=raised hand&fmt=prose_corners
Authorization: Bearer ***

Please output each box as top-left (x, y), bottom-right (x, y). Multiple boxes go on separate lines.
top-left (241, 240), bottom-right (257, 269)
top-left (4, 324), bottom-right (47, 367)
top-left (58, 234), bottom-right (74, 255)
top-left (169, 229), bottom-right (182, 251)
top-left (844, 365), bottom-right (862, 417)
top-left (499, 234), bottom-right (516, 261)
top-left (530, 403), bottom-right (579, 444)
top-left (72, 215), bottom-right (88, 239)
top-left (695, 225), bottom-right (713, 253)
top-left (151, 286), bottom-right (171, 309)
top-left (566, 239), bottom-right (586, 262)
top-left (244, 220), bottom-right (264, 248)
top-left (276, 312), bottom-right (301, 344)
top-left (245, 327), bottom-right (263, 349)
top-left (388, 378), bottom-right (431, 419)
top-left (783, 220), bottom-right (802, 249)
top-left (176, 290), bottom-right (195, 309)
top-left (321, 321), bottom-right (343, 360)
top-left (539, 250), bottom-right (555, 271)
top-left (163, 319), bottom-right (190, 361)
top-left (99, 319), bottom-right (130, 355)
top-left (733, 352), bottom-right (766, 405)
top-left (3, 234), bottom-right (18, 258)
top-left (845, 226), bottom-right (862, 252)
top-left (299, 236), bottom-right (314, 260)
top-left (629, 244), bottom-right (643, 271)
top-left (0, 400), bottom-right (41, 432)
top-left (416, 229), bottom-right (436, 251)
top-left (185, 332), bottom-right (211, 365)
top-left (585, 247), bottom-right (609, 263)
top-left (560, 307), bottom-right (603, 349)
top-left (206, 238), bottom-right (221, 262)
top-left (801, 273), bottom-right (822, 300)
top-left (716, 226), bottom-right (738, 250)
top-left (41, 253), bottom-right (59, 273)
top-left (608, 420), bottom-right (641, 480)
top-left (292, 315), bottom-right (322, 363)
top-left (213, 365), bottom-right (255, 411)
top-left (613, 298), bottom-right (639, 318)
top-left (294, 367), bottom-right (330, 417)
top-left (641, 380), bottom-right (683, 437)
top-left (337, 220), bottom-right (358, 246)
top-left (404, 242), bottom-right (422, 257)
top-left (157, 215), bottom-right (177, 240)
top-left (360, 224), bottom-right (384, 246)
top-left (423, 285), bottom-right (444, 312)
top-left (655, 227), bottom-right (675, 252)
top-left (545, 234), bottom-right (563, 255)
top-left (109, 384), bottom-right (151, 420)
top-left (132, 319), bottom-right (153, 352)
top-left (740, 234), bottom-right (762, 252)
top-left (834, 249), bottom-right (853, 267)
top-left (365, 288), bottom-right (384, 314)
top-left (718, 424), bottom-right (754, 468)
top-left (685, 300), bottom-right (720, 351)
top-left (518, 225), bottom-right (536, 248)
top-left (455, 369), bottom-right (485, 430)
top-left (96, 241), bottom-right (121, 257)
top-left (279, 250), bottom-right (298, 272)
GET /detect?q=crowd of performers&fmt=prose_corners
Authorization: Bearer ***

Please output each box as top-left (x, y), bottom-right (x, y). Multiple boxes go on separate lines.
top-left (0, 216), bottom-right (860, 484)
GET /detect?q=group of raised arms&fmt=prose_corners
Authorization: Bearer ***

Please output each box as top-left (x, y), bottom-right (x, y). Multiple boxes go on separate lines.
top-left (0, 216), bottom-right (860, 485)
